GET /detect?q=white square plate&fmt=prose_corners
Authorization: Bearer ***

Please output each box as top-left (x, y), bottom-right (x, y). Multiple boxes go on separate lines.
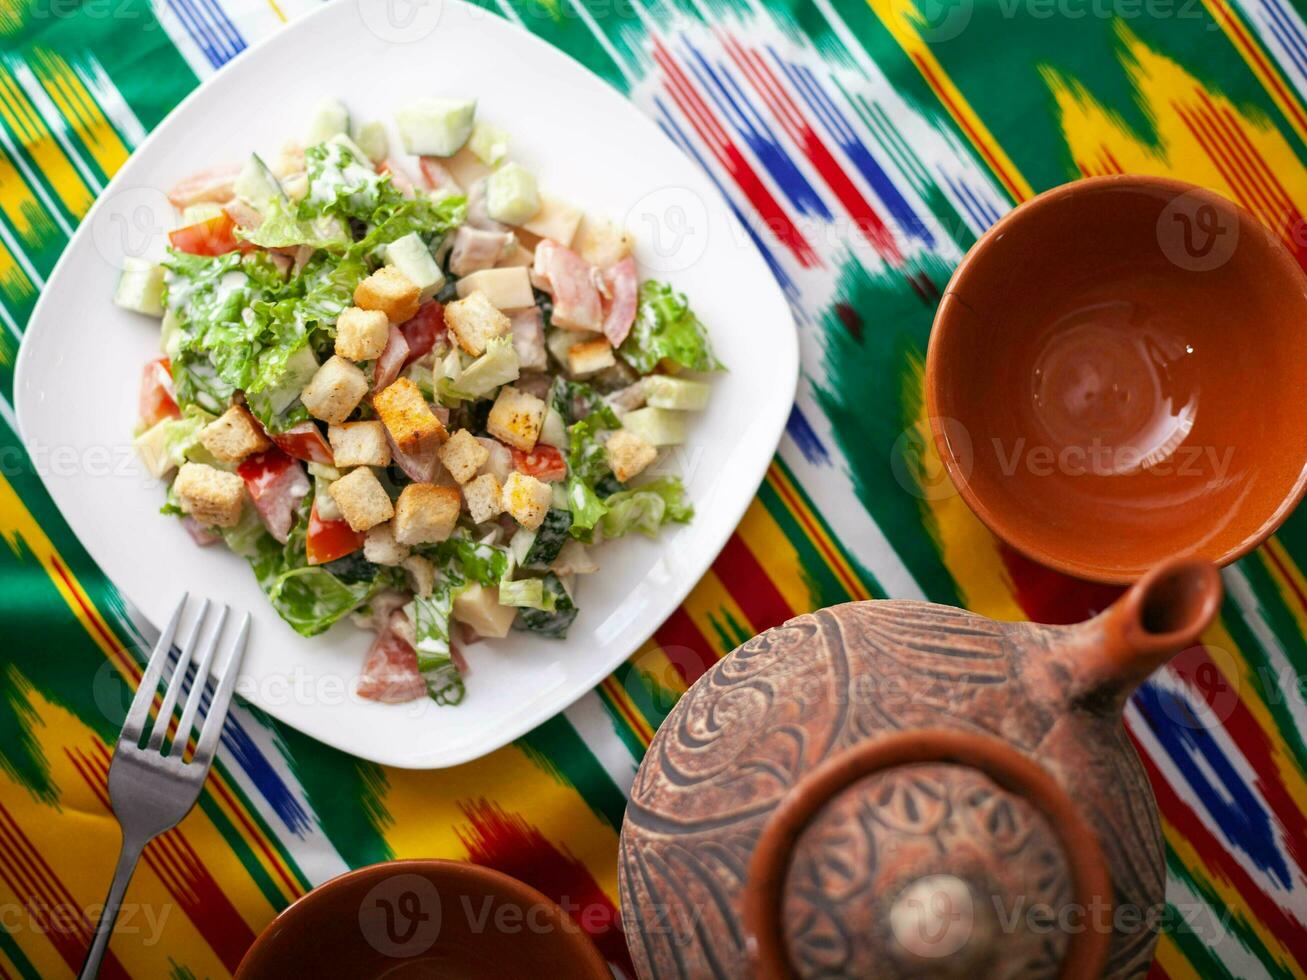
top-left (14, 0), bottom-right (797, 768)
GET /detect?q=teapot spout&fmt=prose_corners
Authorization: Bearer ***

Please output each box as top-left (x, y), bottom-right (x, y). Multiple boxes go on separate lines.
top-left (1070, 557), bottom-right (1222, 703)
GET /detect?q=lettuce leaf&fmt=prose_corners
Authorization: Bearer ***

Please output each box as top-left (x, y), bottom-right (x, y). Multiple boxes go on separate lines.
top-left (619, 280), bottom-right (722, 374)
top-left (239, 195), bottom-right (349, 251)
top-left (599, 478), bottom-right (694, 539)
top-left (407, 568), bottom-right (468, 706)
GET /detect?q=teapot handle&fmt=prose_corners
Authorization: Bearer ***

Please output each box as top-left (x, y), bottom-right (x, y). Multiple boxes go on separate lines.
top-left (741, 729), bottom-right (1113, 980)
top-left (1071, 557), bottom-right (1222, 700)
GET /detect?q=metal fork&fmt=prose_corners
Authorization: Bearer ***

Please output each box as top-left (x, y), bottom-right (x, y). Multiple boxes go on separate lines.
top-left (78, 595), bottom-right (249, 980)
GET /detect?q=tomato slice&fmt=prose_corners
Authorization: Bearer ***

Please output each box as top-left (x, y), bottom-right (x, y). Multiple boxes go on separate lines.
top-left (400, 301), bottom-right (446, 366)
top-left (511, 444), bottom-right (567, 483)
top-left (168, 211), bottom-right (242, 256)
top-left (270, 422), bottom-right (335, 466)
top-left (306, 499), bottom-right (364, 565)
top-left (139, 357), bottom-right (180, 428)
top-left (237, 448), bottom-right (310, 544)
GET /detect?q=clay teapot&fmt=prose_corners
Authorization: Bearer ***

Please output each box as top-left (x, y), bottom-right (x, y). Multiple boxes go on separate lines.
top-left (619, 557), bottom-right (1221, 979)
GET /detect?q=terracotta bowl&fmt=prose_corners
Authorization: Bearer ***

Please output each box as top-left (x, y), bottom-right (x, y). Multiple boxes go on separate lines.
top-left (927, 175), bottom-right (1307, 583)
top-left (235, 860), bottom-right (609, 980)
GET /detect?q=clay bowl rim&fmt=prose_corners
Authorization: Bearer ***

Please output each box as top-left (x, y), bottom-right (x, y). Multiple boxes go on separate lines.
top-left (925, 174), bottom-right (1307, 585)
top-left (233, 858), bottom-right (610, 979)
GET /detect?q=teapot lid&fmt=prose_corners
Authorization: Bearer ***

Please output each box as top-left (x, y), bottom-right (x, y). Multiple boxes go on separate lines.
top-left (743, 730), bottom-right (1113, 980)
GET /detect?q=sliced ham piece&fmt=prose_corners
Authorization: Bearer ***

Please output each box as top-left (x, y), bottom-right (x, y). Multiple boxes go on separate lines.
top-left (466, 179), bottom-right (508, 232)
top-left (514, 372), bottom-right (551, 400)
top-left (533, 240), bottom-right (603, 332)
top-left (509, 308), bottom-right (547, 372)
top-left (236, 449), bottom-right (310, 544)
top-left (167, 164), bottom-right (241, 209)
top-left (387, 430), bottom-right (441, 483)
top-left (416, 157), bottom-right (459, 193)
top-left (378, 159), bottom-right (417, 196)
top-left (224, 198), bottom-right (264, 230)
top-left (449, 226), bottom-right (514, 276)
top-left (356, 611), bottom-right (427, 704)
top-left (601, 256), bottom-right (638, 347)
top-left (181, 516), bottom-right (220, 547)
top-left (373, 326), bottom-right (411, 392)
top-left (606, 379), bottom-right (647, 414)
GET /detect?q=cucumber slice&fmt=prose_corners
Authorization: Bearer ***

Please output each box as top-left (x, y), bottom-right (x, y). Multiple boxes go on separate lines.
top-left (384, 232), bottom-right (444, 299)
top-left (643, 375), bottom-right (711, 411)
top-left (353, 120), bottom-right (389, 163)
top-left (498, 578), bottom-right (548, 609)
top-left (396, 97), bottom-right (476, 157)
top-left (512, 573), bottom-right (577, 638)
top-left (538, 406), bottom-right (566, 448)
top-left (523, 508), bottom-right (573, 566)
top-left (619, 407), bottom-right (688, 446)
top-left (468, 122), bottom-right (509, 167)
top-left (485, 162), bottom-right (540, 225)
top-left (233, 153), bottom-right (284, 208)
top-left (114, 257), bottom-right (165, 316)
top-left (160, 309), bottom-right (182, 357)
top-left (306, 98), bottom-right (350, 145)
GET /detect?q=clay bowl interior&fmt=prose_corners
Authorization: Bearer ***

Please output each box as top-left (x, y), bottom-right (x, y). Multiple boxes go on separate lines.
top-left (235, 860), bottom-right (609, 980)
top-left (927, 176), bottom-right (1307, 583)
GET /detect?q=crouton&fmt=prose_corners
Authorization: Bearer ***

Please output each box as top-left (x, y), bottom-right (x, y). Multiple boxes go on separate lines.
top-left (463, 473), bottom-right (503, 524)
top-left (567, 339), bottom-right (616, 378)
top-left (301, 356), bottom-right (369, 425)
top-left (363, 522), bottom-right (410, 566)
top-left (335, 307), bottom-right (390, 361)
top-left (486, 385), bottom-right (545, 452)
top-left (605, 429), bottom-right (657, 483)
top-left (403, 555), bottom-right (436, 598)
top-left (174, 462), bottom-right (245, 528)
top-left (329, 421), bottom-right (391, 468)
top-left (454, 267), bottom-right (535, 311)
top-left (394, 483), bottom-right (462, 545)
top-left (373, 377), bottom-right (448, 453)
top-left (437, 428), bottom-right (489, 484)
top-left (502, 471), bottom-right (551, 530)
top-left (354, 266), bottom-right (421, 323)
top-left (200, 406), bottom-right (270, 463)
top-left (328, 466), bottom-right (394, 532)
top-left (574, 215), bottom-right (632, 268)
top-left (443, 290), bottom-right (510, 356)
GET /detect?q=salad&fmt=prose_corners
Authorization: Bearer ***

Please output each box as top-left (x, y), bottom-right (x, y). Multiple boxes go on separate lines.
top-left (119, 96), bottom-right (720, 707)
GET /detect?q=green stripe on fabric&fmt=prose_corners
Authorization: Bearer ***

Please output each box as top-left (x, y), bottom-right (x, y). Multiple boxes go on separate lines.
top-left (500, 0), bottom-right (633, 90)
top-left (516, 714), bottom-right (628, 831)
top-left (0, 920), bottom-right (41, 980)
top-left (593, 678), bottom-right (652, 759)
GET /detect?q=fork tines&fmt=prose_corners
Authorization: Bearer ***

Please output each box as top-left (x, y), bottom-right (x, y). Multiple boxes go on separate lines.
top-left (121, 594), bottom-right (248, 768)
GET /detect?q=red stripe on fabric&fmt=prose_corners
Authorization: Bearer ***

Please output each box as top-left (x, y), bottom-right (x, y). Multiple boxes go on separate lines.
top-left (767, 472), bottom-right (863, 600)
top-left (723, 34), bottom-right (903, 265)
top-left (1261, 544), bottom-right (1307, 615)
top-left (999, 545), bottom-right (1124, 624)
top-left (457, 800), bottom-right (635, 976)
top-left (49, 555), bottom-right (135, 676)
top-left (1148, 958), bottom-right (1172, 980)
top-left (1166, 655), bottom-right (1307, 878)
top-left (1136, 748), bottom-right (1307, 963)
top-left (652, 607), bottom-right (720, 688)
top-left (1176, 103), bottom-right (1268, 230)
top-left (1206, 0), bottom-right (1307, 137)
top-left (0, 799), bottom-right (128, 980)
top-left (651, 40), bottom-right (821, 268)
top-left (912, 54), bottom-right (1026, 202)
top-left (599, 678), bottom-right (653, 746)
top-left (711, 533), bottom-right (795, 633)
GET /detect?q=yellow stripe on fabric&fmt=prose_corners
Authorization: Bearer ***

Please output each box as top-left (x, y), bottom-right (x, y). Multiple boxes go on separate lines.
top-left (1153, 934), bottom-right (1203, 980)
top-left (0, 147), bottom-right (55, 246)
top-left (1200, 620), bottom-right (1307, 816)
top-left (0, 238), bottom-right (34, 304)
top-left (681, 568), bottom-right (755, 648)
top-left (765, 464), bottom-right (871, 602)
top-left (0, 68), bottom-right (94, 219)
top-left (1159, 812), bottom-right (1302, 977)
top-left (1259, 538), bottom-right (1307, 641)
top-left (734, 497), bottom-right (812, 614)
top-left (1043, 24), bottom-right (1307, 244)
top-left (28, 49), bottom-right (130, 180)
top-left (0, 686), bottom-right (239, 980)
top-left (0, 0), bottom-right (22, 34)
top-left (380, 745), bottom-right (624, 907)
top-left (902, 352), bottom-right (1025, 621)
top-left (1198, 0), bottom-right (1307, 151)
top-left (863, 0), bottom-right (1033, 202)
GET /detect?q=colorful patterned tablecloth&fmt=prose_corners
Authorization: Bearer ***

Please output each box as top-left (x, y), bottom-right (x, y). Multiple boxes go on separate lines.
top-left (2, 0), bottom-right (1306, 975)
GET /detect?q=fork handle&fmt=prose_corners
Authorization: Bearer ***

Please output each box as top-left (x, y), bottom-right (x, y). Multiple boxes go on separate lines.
top-left (78, 834), bottom-right (146, 980)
